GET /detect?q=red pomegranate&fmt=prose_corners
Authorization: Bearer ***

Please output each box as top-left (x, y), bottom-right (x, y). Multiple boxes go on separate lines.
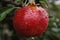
top-left (13, 3), bottom-right (49, 37)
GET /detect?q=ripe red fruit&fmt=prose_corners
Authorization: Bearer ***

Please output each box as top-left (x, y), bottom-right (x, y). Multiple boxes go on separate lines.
top-left (13, 3), bottom-right (49, 37)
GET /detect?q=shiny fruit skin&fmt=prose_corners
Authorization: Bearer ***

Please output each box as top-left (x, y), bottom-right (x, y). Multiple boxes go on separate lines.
top-left (13, 6), bottom-right (49, 37)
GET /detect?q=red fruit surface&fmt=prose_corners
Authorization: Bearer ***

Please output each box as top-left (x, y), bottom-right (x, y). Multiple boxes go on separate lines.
top-left (13, 5), bottom-right (49, 37)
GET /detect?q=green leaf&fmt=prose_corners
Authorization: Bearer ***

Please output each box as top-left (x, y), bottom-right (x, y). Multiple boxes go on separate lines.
top-left (0, 6), bottom-right (13, 13)
top-left (40, 0), bottom-right (48, 6)
top-left (0, 7), bottom-right (15, 22)
top-left (14, 0), bottom-right (24, 4)
top-left (49, 16), bottom-right (53, 18)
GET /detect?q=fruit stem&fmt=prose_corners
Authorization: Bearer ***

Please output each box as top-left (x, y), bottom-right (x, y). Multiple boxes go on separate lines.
top-left (25, 0), bottom-right (35, 7)
top-left (29, 0), bottom-right (35, 3)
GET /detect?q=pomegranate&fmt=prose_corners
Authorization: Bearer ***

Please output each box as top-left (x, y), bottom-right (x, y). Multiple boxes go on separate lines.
top-left (13, 3), bottom-right (49, 37)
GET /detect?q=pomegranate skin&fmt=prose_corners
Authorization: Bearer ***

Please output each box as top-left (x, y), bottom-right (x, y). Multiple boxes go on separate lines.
top-left (13, 6), bottom-right (49, 37)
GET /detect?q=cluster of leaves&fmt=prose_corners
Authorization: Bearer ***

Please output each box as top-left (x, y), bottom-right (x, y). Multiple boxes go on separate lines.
top-left (0, 0), bottom-right (60, 40)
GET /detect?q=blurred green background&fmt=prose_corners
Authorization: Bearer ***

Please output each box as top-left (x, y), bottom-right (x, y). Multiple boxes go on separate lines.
top-left (0, 0), bottom-right (60, 40)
